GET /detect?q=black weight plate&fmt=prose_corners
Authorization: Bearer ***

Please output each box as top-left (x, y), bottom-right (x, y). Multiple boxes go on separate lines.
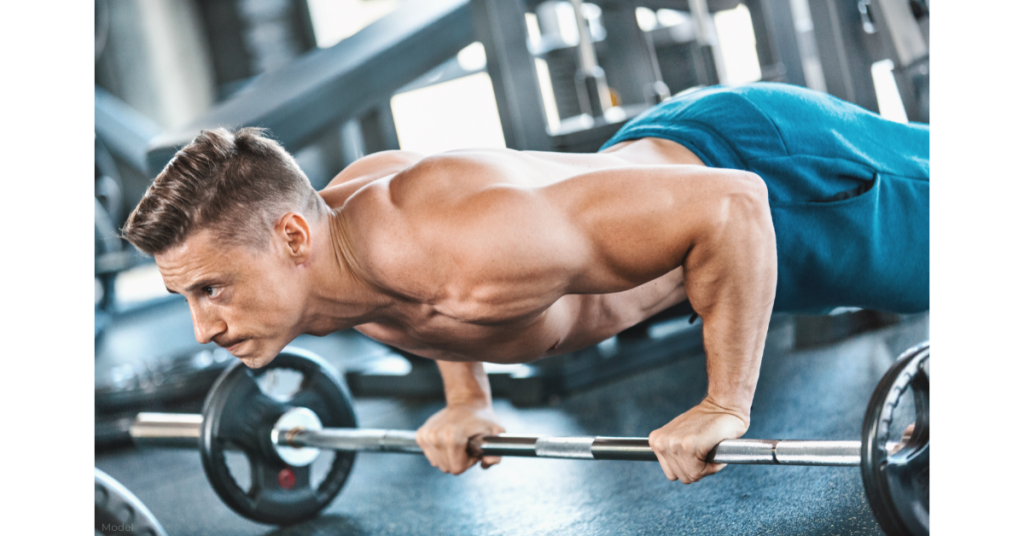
top-left (96, 468), bottom-right (168, 536)
top-left (199, 347), bottom-right (357, 525)
top-left (861, 342), bottom-right (929, 536)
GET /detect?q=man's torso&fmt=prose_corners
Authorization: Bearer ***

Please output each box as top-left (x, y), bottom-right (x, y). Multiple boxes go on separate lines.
top-left (322, 139), bottom-right (706, 363)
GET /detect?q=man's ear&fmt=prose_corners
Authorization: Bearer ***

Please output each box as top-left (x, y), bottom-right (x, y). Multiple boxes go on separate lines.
top-left (277, 212), bottom-right (312, 264)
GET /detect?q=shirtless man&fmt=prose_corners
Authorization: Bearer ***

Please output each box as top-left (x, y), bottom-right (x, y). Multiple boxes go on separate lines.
top-left (122, 83), bottom-right (929, 485)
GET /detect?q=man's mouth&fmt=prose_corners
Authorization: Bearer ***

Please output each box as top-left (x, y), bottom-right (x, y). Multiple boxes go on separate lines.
top-left (223, 339), bottom-right (247, 354)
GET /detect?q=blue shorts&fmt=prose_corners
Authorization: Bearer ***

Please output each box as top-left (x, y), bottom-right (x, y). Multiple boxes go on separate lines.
top-left (601, 83), bottom-right (929, 314)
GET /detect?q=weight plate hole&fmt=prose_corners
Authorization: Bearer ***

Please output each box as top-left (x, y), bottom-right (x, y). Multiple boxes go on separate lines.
top-left (224, 449), bottom-right (251, 493)
top-left (309, 450), bottom-right (336, 490)
top-left (256, 368), bottom-right (304, 402)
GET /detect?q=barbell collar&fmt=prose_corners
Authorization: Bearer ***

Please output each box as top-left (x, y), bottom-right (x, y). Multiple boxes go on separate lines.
top-left (130, 412), bottom-right (202, 449)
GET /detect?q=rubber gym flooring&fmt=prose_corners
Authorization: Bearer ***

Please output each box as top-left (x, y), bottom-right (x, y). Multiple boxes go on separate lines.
top-left (96, 312), bottom-right (928, 536)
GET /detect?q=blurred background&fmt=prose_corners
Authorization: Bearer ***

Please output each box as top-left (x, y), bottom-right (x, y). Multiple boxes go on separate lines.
top-left (94, 0), bottom-right (929, 448)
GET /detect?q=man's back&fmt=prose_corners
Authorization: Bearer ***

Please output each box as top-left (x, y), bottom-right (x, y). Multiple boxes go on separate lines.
top-left (319, 141), bottom-right (749, 363)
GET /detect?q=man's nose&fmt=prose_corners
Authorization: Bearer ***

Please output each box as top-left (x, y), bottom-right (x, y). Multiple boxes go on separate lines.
top-left (190, 305), bottom-right (226, 345)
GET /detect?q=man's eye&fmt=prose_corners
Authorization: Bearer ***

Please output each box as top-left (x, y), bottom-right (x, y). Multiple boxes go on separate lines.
top-left (203, 287), bottom-right (216, 297)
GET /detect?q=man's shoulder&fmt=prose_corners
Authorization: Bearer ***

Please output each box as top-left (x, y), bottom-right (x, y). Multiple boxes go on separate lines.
top-left (325, 150), bottom-right (425, 190)
top-left (387, 149), bottom-right (524, 208)
top-left (336, 150), bottom-right (530, 301)
top-left (318, 150), bottom-right (425, 209)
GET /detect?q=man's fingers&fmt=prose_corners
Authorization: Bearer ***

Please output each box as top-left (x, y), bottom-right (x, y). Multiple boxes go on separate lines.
top-left (655, 453), bottom-right (677, 481)
top-left (650, 433), bottom-right (680, 481)
top-left (680, 452), bottom-right (728, 483)
top-left (654, 433), bottom-right (697, 484)
top-left (419, 428), bottom-right (493, 474)
top-left (703, 461), bottom-right (727, 476)
top-left (416, 430), bottom-right (442, 470)
top-left (427, 436), bottom-right (459, 473)
top-left (443, 432), bottom-right (474, 475)
top-left (481, 456), bottom-right (501, 469)
top-left (672, 461), bottom-right (695, 483)
top-left (448, 455), bottom-right (475, 475)
top-left (417, 408), bottom-right (505, 476)
top-left (681, 461), bottom-right (713, 484)
top-left (651, 430), bottom-right (728, 484)
top-left (427, 444), bottom-right (448, 473)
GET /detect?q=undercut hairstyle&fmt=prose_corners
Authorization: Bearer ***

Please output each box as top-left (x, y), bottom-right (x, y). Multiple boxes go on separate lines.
top-left (122, 127), bottom-right (325, 256)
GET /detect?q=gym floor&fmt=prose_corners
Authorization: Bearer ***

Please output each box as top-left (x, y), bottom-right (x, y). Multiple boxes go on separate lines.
top-left (96, 312), bottom-right (928, 536)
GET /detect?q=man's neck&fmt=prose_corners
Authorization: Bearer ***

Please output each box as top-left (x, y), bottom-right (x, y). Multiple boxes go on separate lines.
top-left (300, 210), bottom-right (392, 335)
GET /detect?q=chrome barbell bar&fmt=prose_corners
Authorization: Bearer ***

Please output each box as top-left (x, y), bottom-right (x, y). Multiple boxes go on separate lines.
top-left (131, 410), bottom-right (864, 467)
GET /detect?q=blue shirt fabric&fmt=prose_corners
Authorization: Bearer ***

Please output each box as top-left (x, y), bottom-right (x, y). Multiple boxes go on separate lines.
top-left (600, 83), bottom-right (929, 314)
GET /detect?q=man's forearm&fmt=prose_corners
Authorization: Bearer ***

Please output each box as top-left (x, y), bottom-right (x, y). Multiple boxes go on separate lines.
top-left (684, 178), bottom-right (777, 419)
top-left (436, 360), bottom-right (493, 406)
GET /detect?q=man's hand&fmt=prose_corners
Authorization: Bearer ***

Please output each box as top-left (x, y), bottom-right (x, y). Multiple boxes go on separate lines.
top-left (649, 398), bottom-right (749, 484)
top-left (416, 400), bottom-right (505, 475)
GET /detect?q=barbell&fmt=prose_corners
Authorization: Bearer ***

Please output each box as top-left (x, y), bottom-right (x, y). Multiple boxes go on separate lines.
top-left (130, 343), bottom-right (929, 535)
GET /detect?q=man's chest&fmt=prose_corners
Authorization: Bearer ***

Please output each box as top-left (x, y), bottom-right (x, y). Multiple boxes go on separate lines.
top-left (353, 302), bottom-right (569, 364)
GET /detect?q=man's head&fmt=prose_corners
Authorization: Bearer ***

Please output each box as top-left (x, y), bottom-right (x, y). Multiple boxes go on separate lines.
top-left (123, 127), bottom-right (327, 367)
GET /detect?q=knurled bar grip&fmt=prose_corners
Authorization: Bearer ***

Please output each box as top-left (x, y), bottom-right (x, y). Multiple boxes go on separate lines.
top-left (130, 413), bottom-right (861, 466)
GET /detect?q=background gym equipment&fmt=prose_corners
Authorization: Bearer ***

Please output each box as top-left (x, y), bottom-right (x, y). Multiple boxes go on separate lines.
top-left (95, 467), bottom-right (169, 536)
top-left (130, 343), bottom-right (928, 534)
top-left (806, 0), bottom-right (928, 122)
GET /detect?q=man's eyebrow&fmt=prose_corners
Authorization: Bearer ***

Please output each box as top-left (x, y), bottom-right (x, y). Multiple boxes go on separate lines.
top-left (183, 279), bottom-right (218, 294)
top-left (165, 279), bottom-right (217, 295)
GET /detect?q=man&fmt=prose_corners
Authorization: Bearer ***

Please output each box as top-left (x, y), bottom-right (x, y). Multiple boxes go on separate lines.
top-left (122, 83), bottom-right (928, 485)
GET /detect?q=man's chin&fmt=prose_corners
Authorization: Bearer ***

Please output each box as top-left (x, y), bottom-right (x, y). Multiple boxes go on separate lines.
top-left (237, 354), bottom-right (266, 368)
top-left (229, 339), bottom-right (290, 368)
top-left (235, 348), bottom-right (283, 369)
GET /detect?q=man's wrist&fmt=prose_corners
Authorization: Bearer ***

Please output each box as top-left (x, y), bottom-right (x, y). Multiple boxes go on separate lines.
top-left (445, 391), bottom-right (493, 408)
top-left (437, 360), bottom-right (493, 407)
top-left (701, 395), bottom-right (752, 427)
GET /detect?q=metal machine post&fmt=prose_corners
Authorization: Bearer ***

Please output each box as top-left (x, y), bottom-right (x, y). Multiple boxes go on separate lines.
top-left (471, 0), bottom-right (553, 150)
top-left (868, 0), bottom-right (929, 122)
top-left (595, 0), bottom-right (670, 106)
top-left (745, 0), bottom-right (808, 86)
top-left (806, 0), bottom-right (882, 113)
